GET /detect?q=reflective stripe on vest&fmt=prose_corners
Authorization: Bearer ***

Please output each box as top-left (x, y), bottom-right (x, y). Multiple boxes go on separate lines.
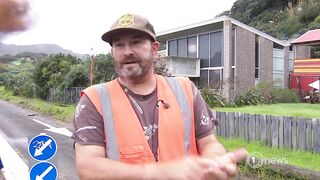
top-left (165, 77), bottom-right (192, 154)
top-left (94, 77), bottom-right (192, 159)
top-left (94, 84), bottom-right (119, 160)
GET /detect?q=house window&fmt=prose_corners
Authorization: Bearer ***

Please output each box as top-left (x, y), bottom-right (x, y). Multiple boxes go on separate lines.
top-left (187, 36), bottom-right (197, 58)
top-left (168, 40), bottom-right (177, 56)
top-left (273, 48), bottom-right (284, 87)
top-left (200, 69), bottom-right (209, 88)
top-left (210, 31), bottom-right (223, 67)
top-left (209, 69), bottom-right (221, 89)
top-left (232, 28), bottom-right (235, 66)
top-left (177, 38), bottom-right (187, 57)
top-left (199, 34), bottom-right (210, 68)
top-left (289, 49), bottom-right (294, 72)
top-left (255, 35), bottom-right (259, 79)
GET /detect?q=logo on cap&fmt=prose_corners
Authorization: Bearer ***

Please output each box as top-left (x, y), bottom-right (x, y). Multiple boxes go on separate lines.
top-left (118, 14), bottom-right (134, 27)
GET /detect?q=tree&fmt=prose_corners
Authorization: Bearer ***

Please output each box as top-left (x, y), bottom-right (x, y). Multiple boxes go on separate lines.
top-left (33, 53), bottom-right (81, 99)
top-left (62, 64), bottom-right (88, 88)
top-left (92, 53), bottom-right (116, 84)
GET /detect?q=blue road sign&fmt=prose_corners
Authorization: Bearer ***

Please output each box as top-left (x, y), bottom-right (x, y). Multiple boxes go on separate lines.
top-left (29, 161), bottom-right (58, 180)
top-left (28, 134), bottom-right (57, 161)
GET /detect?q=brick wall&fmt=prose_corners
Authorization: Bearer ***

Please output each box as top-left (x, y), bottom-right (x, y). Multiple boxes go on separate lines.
top-left (259, 36), bottom-right (273, 82)
top-left (283, 46), bottom-right (290, 88)
top-left (235, 27), bottom-right (255, 96)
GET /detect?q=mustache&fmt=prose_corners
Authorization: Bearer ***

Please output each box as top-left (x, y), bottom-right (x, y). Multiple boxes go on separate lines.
top-left (0, 0), bottom-right (31, 33)
top-left (121, 56), bottom-right (141, 64)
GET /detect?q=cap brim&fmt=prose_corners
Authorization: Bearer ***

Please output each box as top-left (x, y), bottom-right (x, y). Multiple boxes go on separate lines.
top-left (101, 28), bottom-right (156, 45)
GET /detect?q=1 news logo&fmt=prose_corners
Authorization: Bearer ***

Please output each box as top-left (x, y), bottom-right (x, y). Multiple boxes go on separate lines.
top-left (28, 134), bottom-right (58, 180)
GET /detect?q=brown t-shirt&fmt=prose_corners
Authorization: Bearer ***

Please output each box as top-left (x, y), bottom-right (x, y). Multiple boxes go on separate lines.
top-left (72, 80), bottom-right (217, 159)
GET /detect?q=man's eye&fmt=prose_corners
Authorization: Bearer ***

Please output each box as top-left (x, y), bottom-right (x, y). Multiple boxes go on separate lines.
top-left (113, 43), bottom-right (123, 48)
top-left (132, 40), bottom-right (142, 45)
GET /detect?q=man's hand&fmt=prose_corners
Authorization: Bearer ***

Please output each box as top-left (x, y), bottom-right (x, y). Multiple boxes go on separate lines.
top-left (144, 148), bottom-right (247, 180)
top-left (202, 148), bottom-right (248, 180)
top-left (0, 0), bottom-right (30, 32)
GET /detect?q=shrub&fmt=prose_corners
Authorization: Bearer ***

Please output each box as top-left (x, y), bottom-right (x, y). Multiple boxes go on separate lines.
top-left (271, 88), bottom-right (300, 103)
top-left (201, 88), bottom-right (227, 108)
top-left (234, 88), bottom-right (267, 106)
top-left (235, 81), bottom-right (300, 106)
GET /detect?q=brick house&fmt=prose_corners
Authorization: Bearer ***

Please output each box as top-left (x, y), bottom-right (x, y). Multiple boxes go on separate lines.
top-left (156, 16), bottom-right (310, 100)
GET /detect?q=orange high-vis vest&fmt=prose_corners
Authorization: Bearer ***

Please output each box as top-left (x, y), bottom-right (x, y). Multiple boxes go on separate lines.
top-left (81, 74), bottom-right (198, 163)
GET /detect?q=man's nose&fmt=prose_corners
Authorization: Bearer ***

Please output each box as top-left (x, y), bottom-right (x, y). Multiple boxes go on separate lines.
top-left (123, 44), bottom-right (134, 56)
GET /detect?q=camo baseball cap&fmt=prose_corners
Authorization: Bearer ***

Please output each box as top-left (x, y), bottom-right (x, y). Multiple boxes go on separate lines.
top-left (101, 14), bottom-right (156, 45)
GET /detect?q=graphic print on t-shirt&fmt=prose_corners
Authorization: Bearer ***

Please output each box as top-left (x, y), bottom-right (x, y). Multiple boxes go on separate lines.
top-left (200, 109), bottom-right (210, 126)
top-left (143, 124), bottom-right (158, 140)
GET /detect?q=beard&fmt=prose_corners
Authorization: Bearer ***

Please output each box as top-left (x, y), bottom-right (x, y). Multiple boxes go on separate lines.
top-left (115, 55), bottom-right (153, 80)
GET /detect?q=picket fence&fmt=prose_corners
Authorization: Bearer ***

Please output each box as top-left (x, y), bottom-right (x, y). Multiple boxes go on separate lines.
top-left (48, 87), bottom-right (84, 104)
top-left (215, 112), bottom-right (320, 153)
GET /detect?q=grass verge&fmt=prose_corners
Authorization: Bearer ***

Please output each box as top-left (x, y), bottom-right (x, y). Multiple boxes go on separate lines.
top-left (216, 103), bottom-right (320, 118)
top-left (0, 86), bottom-right (75, 122)
top-left (218, 136), bottom-right (320, 172)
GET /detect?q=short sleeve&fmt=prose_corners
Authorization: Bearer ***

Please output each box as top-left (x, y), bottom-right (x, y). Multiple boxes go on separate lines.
top-left (191, 83), bottom-right (218, 139)
top-left (72, 94), bottom-right (105, 147)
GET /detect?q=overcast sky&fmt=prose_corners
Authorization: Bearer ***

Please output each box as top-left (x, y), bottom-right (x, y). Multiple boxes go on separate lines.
top-left (3, 0), bottom-right (236, 54)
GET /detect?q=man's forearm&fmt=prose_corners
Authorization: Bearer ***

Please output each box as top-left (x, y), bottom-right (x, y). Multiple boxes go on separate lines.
top-left (197, 134), bottom-right (227, 159)
top-left (77, 157), bottom-right (147, 180)
top-left (201, 142), bottom-right (227, 159)
top-left (76, 157), bottom-right (168, 180)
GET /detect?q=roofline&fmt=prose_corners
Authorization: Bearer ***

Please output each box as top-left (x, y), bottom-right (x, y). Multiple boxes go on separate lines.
top-left (291, 29), bottom-right (320, 44)
top-left (156, 15), bottom-right (289, 47)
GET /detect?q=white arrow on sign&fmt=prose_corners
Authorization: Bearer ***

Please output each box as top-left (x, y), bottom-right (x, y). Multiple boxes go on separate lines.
top-left (34, 139), bottom-right (52, 157)
top-left (36, 165), bottom-right (53, 180)
top-left (31, 118), bottom-right (72, 137)
top-left (309, 80), bottom-right (320, 90)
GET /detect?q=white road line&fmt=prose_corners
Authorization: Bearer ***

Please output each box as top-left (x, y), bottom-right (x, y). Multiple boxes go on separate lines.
top-left (31, 118), bottom-right (55, 129)
top-left (31, 118), bottom-right (73, 137)
top-left (0, 133), bottom-right (29, 180)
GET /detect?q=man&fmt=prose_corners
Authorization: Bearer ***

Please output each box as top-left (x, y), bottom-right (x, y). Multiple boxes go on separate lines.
top-left (73, 13), bottom-right (247, 180)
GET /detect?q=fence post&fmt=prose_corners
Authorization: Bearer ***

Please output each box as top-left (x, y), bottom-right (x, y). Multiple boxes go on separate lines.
top-left (220, 112), bottom-right (226, 137)
top-left (279, 116), bottom-right (284, 149)
top-left (292, 118), bottom-right (298, 150)
top-left (297, 117), bottom-right (306, 151)
top-left (255, 114), bottom-right (260, 141)
top-left (234, 112), bottom-right (239, 137)
top-left (225, 112), bottom-right (230, 138)
top-left (306, 118), bottom-right (313, 152)
top-left (216, 112), bottom-right (220, 136)
top-left (271, 115), bottom-right (279, 148)
top-left (266, 115), bottom-right (272, 147)
top-left (228, 112), bottom-right (235, 137)
top-left (260, 114), bottom-right (267, 144)
top-left (284, 116), bottom-right (292, 149)
top-left (248, 114), bottom-right (255, 142)
top-left (239, 113), bottom-right (245, 139)
top-left (313, 119), bottom-right (320, 153)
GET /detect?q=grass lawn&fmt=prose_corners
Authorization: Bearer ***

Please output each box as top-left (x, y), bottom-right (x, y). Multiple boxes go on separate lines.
top-left (0, 86), bottom-right (76, 122)
top-left (218, 136), bottom-right (320, 172)
top-left (216, 103), bottom-right (320, 118)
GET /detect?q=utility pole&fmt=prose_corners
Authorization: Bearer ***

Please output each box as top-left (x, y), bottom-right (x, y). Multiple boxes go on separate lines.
top-left (89, 48), bottom-right (95, 86)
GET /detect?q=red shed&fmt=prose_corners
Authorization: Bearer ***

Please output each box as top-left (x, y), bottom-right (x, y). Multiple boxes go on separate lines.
top-left (290, 29), bottom-right (320, 96)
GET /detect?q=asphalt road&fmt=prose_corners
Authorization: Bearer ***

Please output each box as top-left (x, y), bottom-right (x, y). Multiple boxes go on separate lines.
top-left (0, 100), bottom-right (78, 180)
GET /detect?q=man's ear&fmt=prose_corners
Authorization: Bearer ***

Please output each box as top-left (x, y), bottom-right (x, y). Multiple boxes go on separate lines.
top-left (110, 48), bottom-right (114, 57)
top-left (151, 41), bottom-right (160, 55)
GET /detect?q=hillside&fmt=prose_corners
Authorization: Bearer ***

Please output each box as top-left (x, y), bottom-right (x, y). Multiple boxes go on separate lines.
top-left (220, 0), bottom-right (320, 40)
top-left (0, 43), bottom-right (84, 59)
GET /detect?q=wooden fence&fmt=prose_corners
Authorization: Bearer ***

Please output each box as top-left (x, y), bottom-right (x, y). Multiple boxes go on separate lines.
top-left (48, 87), bottom-right (84, 104)
top-left (215, 112), bottom-right (320, 153)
